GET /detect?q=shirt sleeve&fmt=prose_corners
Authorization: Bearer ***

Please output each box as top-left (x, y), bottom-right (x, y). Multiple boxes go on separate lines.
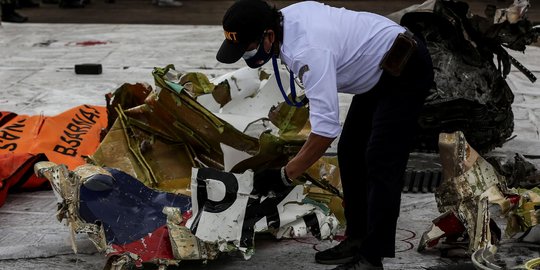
top-left (292, 48), bottom-right (340, 138)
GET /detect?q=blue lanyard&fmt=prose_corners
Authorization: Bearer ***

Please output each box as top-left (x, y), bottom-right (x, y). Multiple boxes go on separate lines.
top-left (271, 56), bottom-right (306, 107)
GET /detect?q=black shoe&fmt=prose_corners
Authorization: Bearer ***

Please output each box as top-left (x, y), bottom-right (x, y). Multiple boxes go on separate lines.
top-left (1, 12), bottom-right (28, 23)
top-left (331, 256), bottom-right (384, 270)
top-left (315, 237), bottom-right (362, 265)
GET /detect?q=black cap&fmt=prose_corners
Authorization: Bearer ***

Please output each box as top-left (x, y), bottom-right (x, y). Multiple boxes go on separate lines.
top-left (216, 0), bottom-right (274, 64)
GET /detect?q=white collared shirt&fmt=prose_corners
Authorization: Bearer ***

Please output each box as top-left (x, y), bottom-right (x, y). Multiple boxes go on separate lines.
top-left (280, 1), bottom-right (405, 138)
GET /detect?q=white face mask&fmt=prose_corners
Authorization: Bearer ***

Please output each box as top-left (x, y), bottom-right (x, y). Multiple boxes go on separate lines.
top-left (242, 46), bottom-right (258, 60)
top-left (242, 31), bottom-right (266, 60)
top-left (241, 31), bottom-right (273, 69)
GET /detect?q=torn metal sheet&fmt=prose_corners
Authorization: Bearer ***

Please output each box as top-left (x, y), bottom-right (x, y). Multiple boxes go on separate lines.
top-left (179, 72), bottom-right (228, 99)
top-left (91, 104), bottom-right (196, 196)
top-left (131, 65), bottom-right (261, 167)
top-left (90, 68), bottom-right (261, 191)
top-left (436, 132), bottom-right (506, 214)
top-left (104, 82), bottom-right (153, 131)
top-left (164, 206), bottom-right (218, 261)
top-left (209, 67), bottom-right (272, 114)
top-left (186, 167), bottom-right (338, 259)
top-left (214, 67), bottom-right (298, 119)
top-left (419, 131), bottom-right (504, 253)
top-left (34, 161), bottom-right (213, 268)
top-left (419, 130), bottom-right (540, 268)
top-left (34, 162), bottom-right (108, 254)
top-left (417, 210), bottom-right (466, 252)
top-left (268, 102), bottom-right (311, 139)
top-left (221, 140), bottom-right (344, 224)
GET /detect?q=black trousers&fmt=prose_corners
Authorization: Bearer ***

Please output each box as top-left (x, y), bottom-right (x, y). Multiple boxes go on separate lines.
top-left (337, 35), bottom-right (433, 258)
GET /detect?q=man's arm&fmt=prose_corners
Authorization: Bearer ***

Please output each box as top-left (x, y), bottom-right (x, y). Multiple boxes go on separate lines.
top-left (285, 132), bottom-right (335, 179)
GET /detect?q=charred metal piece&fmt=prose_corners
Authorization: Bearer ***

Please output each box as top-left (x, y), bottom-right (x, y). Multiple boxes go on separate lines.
top-left (487, 153), bottom-right (540, 189)
top-left (393, 0), bottom-right (538, 153)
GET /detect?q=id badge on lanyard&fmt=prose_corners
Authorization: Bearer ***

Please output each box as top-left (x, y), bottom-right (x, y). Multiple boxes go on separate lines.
top-left (271, 56), bottom-right (308, 107)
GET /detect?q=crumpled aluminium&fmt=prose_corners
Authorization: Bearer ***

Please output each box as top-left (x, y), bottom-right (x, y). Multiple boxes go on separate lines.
top-left (35, 161), bottom-right (216, 269)
top-left (418, 131), bottom-right (540, 265)
top-left (36, 64), bottom-right (343, 269)
top-left (387, 0), bottom-right (539, 152)
top-left (34, 161), bottom-right (339, 267)
top-left (418, 131), bottom-right (507, 253)
top-left (187, 167), bottom-right (338, 259)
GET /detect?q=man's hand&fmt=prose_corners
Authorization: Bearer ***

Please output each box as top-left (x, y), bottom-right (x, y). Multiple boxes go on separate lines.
top-left (253, 167), bottom-right (292, 195)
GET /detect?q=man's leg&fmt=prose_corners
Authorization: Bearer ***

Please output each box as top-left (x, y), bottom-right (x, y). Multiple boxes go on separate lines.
top-left (359, 75), bottom-right (430, 259)
top-left (338, 92), bottom-right (377, 239)
top-left (315, 91), bottom-right (377, 265)
top-left (359, 35), bottom-right (433, 260)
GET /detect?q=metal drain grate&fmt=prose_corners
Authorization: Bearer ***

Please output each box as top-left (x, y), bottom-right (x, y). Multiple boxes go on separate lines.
top-left (402, 169), bottom-right (442, 193)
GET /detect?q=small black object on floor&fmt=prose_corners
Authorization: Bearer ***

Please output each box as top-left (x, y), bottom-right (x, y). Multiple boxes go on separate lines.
top-left (75, 63), bottom-right (103, 75)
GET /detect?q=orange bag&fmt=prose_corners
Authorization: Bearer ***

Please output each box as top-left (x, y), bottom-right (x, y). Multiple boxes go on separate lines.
top-left (0, 153), bottom-right (48, 207)
top-left (0, 105), bottom-right (107, 207)
top-left (0, 105), bottom-right (108, 170)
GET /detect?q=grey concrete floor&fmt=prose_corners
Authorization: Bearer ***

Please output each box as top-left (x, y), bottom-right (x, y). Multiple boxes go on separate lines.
top-left (0, 190), bottom-right (461, 270)
top-left (1, 1), bottom-right (540, 269)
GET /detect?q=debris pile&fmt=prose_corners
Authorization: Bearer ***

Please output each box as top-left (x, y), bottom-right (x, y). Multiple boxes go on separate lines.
top-left (418, 131), bottom-right (540, 269)
top-left (32, 64), bottom-right (342, 269)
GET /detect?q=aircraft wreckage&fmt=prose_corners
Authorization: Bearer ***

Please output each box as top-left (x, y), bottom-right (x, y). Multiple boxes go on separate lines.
top-left (389, 0), bottom-right (539, 153)
top-left (0, 0), bottom-right (539, 269)
top-left (31, 65), bottom-right (344, 269)
top-left (418, 131), bottom-right (540, 269)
